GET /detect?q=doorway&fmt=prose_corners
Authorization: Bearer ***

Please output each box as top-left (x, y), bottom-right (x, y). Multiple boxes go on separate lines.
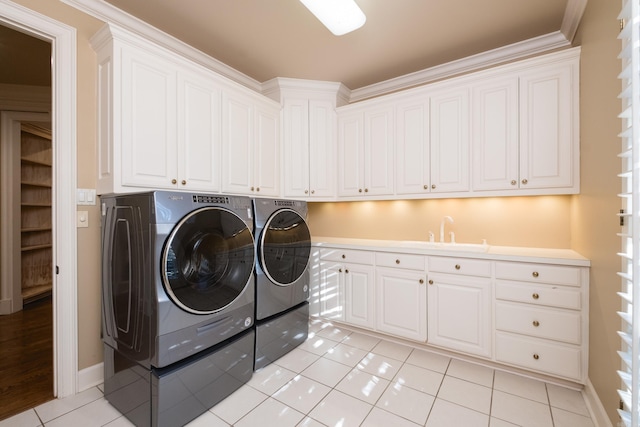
top-left (0, 24), bottom-right (54, 420)
top-left (0, 1), bottom-right (80, 402)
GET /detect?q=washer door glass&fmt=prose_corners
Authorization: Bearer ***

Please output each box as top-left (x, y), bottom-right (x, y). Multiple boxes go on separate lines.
top-left (260, 209), bottom-right (311, 286)
top-left (162, 207), bottom-right (254, 314)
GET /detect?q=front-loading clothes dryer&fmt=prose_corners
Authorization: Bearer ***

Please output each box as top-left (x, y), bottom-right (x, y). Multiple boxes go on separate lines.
top-left (100, 191), bottom-right (256, 369)
top-left (253, 198), bottom-right (311, 369)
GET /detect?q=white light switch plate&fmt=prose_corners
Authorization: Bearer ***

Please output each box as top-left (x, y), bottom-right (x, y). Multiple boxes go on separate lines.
top-left (77, 188), bottom-right (96, 205)
top-left (77, 210), bottom-right (89, 228)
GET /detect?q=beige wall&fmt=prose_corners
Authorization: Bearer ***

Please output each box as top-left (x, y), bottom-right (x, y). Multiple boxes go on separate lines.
top-left (7, 0), bottom-right (105, 370)
top-left (4, 1), bottom-right (624, 424)
top-left (573, 0), bottom-right (622, 423)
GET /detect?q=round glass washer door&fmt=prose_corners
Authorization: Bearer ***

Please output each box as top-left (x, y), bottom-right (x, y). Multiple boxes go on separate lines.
top-left (259, 208), bottom-right (311, 286)
top-left (162, 207), bottom-right (255, 314)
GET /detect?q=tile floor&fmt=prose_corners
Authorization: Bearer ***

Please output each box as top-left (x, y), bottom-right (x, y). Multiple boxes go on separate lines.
top-left (1, 319), bottom-right (596, 427)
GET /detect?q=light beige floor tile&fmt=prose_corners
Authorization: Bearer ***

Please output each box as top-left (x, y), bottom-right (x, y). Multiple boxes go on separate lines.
top-left (0, 409), bottom-right (42, 427)
top-left (302, 357), bottom-right (352, 387)
top-left (547, 383), bottom-right (590, 416)
top-left (357, 352), bottom-right (403, 380)
top-left (493, 370), bottom-right (548, 404)
top-left (426, 398), bottom-right (489, 427)
top-left (551, 406), bottom-right (595, 427)
top-left (274, 348), bottom-right (321, 373)
top-left (34, 386), bottom-right (103, 422)
top-left (272, 375), bottom-right (331, 414)
top-left (315, 324), bottom-right (352, 342)
top-left (405, 348), bottom-right (451, 373)
top-left (341, 331), bottom-right (381, 351)
top-left (309, 389), bottom-right (373, 427)
top-left (248, 363), bottom-right (298, 395)
top-left (235, 398), bottom-right (304, 427)
top-left (393, 362), bottom-right (444, 395)
top-left (324, 343), bottom-right (369, 367)
top-left (376, 381), bottom-right (435, 425)
top-left (43, 397), bottom-right (122, 427)
top-left (446, 358), bottom-right (494, 387)
top-left (371, 340), bottom-right (413, 362)
top-left (185, 411), bottom-right (229, 427)
top-left (438, 375), bottom-right (492, 414)
top-left (361, 407), bottom-right (421, 427)
top-left (335, 367), bottom-right (390, 404)
top-left (492, 390), bottom-right (553, 427)
top-left (297, 334), bottom-right (340, 356)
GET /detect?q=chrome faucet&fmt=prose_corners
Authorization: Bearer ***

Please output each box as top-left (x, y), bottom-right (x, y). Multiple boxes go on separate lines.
top-left (440, 216), bottom-right (454, 243)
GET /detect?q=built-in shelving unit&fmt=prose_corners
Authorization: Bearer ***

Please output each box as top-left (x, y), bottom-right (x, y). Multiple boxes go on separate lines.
top-left (20, 123), bottom-right (52, 303)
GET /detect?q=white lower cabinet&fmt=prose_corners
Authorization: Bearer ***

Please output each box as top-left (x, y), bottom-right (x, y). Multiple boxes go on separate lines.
top-left (427, 257), bottom-right (492, 358)
top-left (314, 243), bottom-right (589, 383)
top-left (493, 261), bottom-right (587, 382)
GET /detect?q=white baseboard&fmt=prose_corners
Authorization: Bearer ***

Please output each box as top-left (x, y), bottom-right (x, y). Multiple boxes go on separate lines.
top-left (583, 378), bottom-right (615, 427)
top-left (77, 362), bottom-right (103, 392)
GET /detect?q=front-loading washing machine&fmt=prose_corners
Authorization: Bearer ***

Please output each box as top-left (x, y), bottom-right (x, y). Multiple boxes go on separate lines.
top-left (100, 191), bottom-right (256, 426)
top-left (253, 198), bottom-right (311, 370)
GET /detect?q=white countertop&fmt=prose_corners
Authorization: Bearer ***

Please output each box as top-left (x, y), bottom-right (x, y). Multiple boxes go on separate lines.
top-left (312, 236), bottom-right (591, 267)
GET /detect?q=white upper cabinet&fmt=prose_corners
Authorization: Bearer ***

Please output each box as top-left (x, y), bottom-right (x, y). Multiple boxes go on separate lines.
top-left (177, 68), bottom-right (222, 192)
top-left (282, 97), bottom-right (336, 199)
top-left (472, 51), bottom-right (579, 194)
top-left (429, 86), bottom-right (471, 193)
top-left (518, 59), bottom-right (577, 191)
top-left (95, 30), bottom-right (224, 194)
top-left (338, 104), bottom-right (394, 197)
top-left (471, 76), bottom-right (519, 191)
top-left (221, 90), bottom-right (280, 197)
top-left (395, 97), bottom-right (430, 195)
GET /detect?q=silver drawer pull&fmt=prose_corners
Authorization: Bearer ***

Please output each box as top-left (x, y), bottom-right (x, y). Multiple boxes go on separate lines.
top-left (532, 320), bottom-right (540, 327)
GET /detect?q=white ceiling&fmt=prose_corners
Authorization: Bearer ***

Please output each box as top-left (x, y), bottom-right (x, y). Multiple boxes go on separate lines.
top-left (101, 0), bottom-right (574, 90)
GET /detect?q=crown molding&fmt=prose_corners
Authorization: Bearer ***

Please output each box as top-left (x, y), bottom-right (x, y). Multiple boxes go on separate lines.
top-left (61, 0), bottom-right (263, 92)
top-left (349, 31), bottom-right (570, 103)
top-left (561, 0), bottom-right (588, 42)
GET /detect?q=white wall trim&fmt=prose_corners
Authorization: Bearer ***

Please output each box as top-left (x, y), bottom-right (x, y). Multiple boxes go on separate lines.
top-left (0, 0), bottom-right (78, 399)
top-left (60, 0), bottom-right (262, 93)
top-left (583, 378), bottom-right (615, 427)
top-left (77, 362), bottom-right (103, 392)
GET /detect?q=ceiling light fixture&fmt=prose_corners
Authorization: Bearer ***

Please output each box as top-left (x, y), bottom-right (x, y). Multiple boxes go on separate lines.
top-left (300, 0), bottom-right (366, 36)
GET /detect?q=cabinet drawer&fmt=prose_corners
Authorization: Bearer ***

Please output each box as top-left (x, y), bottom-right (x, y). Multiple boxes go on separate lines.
top-left (429, 257), bottom-right (491, 277)
top-left (495, 332), bottom-right (582, 381)
top-left (320, 248), bottom-right (374, 265)
top-left (495, 302), bottom-right (581, 344)
top-left (495, 281), bottom-right (581, 310)
top-left (376, 252), bottom-right (426, 270)
top-left (495, 262), bottom-right (581, 287)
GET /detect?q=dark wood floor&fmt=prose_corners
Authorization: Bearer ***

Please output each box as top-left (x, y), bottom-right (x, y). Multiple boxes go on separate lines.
top-left (0, 296), bottom-right (54, 421)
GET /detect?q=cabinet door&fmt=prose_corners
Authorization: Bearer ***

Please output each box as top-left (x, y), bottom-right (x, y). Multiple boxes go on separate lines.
top-left (364, 106), bottom-right (394, 196)
top-left (344, 264), bottom-right (375, 329)
top-left (472, 76), bottom-right (519, 191)
top-left (319, 261), bottom-right (345, 321)
top-left (282, 98), bottom-right (310, 198)
top-left (121, 46), bottom-right (177, 189)
top-left (254, 99), bottom-right (280, 196)
top-left (376, 267), bottom-right (427, 341)
top-left (222, 91), bottom-right (254, 194)
top-left (519, 62), bottom-right (576, 190)
top-left (427, 273), bottom-right (491, 357)
top-left (337, 111), bottom-right (364, 196)
top-left (177, 68), bottom-right (221, 192)
top-left (309, 99), bottom-right (336, 198)
top-left (430, 87), bottom-right (470, 193)
top-left (396, 97), bottom-right (430, 195)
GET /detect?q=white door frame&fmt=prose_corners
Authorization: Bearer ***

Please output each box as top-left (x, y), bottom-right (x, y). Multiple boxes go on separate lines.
top-left (0, 0), bottom-right (78, 398)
